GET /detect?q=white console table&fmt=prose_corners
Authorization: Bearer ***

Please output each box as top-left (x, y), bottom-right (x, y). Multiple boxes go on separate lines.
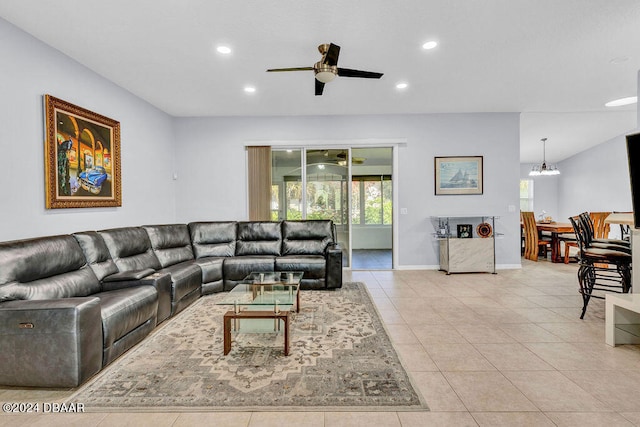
top-left (606, 294), bottom-right (640, 346)
top-left (603, 222), bottom-right (639, 347)
top-left (431, 215), bottom-right (499, 274)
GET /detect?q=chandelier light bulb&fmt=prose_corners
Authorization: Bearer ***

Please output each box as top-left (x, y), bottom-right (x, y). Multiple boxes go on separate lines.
top-left (529, 138), bottom-right (560, 176)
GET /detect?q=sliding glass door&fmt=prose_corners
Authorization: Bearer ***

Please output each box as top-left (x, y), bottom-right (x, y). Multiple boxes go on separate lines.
top-left (272, 148), bottom-right (351, 267)
top-left (305, 149), bottom-right (350, 267)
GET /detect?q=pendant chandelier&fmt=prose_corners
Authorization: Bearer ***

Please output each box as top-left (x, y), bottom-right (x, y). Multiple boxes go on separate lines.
top-left (529, 138), bottom-right (560, 176)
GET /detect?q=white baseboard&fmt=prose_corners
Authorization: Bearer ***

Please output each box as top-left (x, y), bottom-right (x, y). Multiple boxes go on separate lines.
top-left (346, 264), bottom-right (522, 271)
top-left (496, 264), bottom-right (522, 270)
top-left (395, 265), bottom-right (440, 270)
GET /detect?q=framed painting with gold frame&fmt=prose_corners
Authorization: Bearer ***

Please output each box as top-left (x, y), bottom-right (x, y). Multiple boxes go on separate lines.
top-left (434, 156), bottom-right (483, 195)
top-left (44, 95), bottom-right (121, 208)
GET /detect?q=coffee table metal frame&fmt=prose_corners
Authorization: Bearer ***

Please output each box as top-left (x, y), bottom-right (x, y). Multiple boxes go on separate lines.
top-left (218, 271), bottom-right (303, 356)
top-left (223, 310), bottom-right (291, 355)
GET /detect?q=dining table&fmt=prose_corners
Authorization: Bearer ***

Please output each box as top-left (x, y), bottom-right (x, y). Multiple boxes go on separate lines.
top-left (604, 212), bottom-right (634, 242)
top-left (604, 212), bottom-right (633, 226)
top-left (536, 221), bottom-right (574, 263)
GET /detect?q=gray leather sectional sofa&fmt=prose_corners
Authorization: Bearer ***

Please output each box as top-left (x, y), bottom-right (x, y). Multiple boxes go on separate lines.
top-left (0, 220), bottom-right (342, 388)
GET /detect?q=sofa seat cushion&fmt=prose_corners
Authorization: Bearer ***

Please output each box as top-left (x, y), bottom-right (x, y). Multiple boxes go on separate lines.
top-left (223, 256), bottom-right (275, 290)
top-left (96, 286), bottom-right (158, 349)
top-left (223, 256), bottom-right (275, 281)
top-left (276, 255), bottom-right (326, 279)
top-left (192, 257), bottom-right (224, 284)
top-left (103, 268), bottom-right (156, 282)
top-left (157, 262), bottom-right (202, 303)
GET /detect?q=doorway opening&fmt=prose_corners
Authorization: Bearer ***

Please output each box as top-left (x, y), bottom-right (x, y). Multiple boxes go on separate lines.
top-left (351, 147), bottom-right (393, 269)
top-left (271, 146), bottom-right (393, 270)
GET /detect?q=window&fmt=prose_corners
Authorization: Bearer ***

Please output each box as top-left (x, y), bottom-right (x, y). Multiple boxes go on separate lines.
top-left (520, 179), bottom-right (534, 211)
top-left (270, 184), bottom-right (279, 220)
top-left (352, 175), bottom-right (392, 225)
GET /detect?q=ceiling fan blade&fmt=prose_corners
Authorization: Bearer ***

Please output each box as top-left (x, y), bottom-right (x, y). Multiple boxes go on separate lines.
top-left (324, 43), bottom-right (341, 66)
top-left (337, 68), bottom-right (383, 79)
top-left (266, 67), bottom-right (314, 72)
top-left (315, 79), bottom-right (325, 96)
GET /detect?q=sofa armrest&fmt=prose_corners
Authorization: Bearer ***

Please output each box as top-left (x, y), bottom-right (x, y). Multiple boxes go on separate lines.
top-left (102, 272), bottom-right (172, 323)
top-left (103, 268), bottom-right (156, 282)
top-left (0, 297), bottom-right (103, 387)
top-left (325, 243), bottom-right (343, 289)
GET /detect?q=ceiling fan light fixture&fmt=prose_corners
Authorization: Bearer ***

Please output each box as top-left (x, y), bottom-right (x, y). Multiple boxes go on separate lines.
top-left (422, 40), bottom-right (438, 50)
top-left (605, 96), bottom-right (637, 107)
top-left (314, 62), bottom-right (337, 83)
top-left (315, 71), bottom-right (336, 83)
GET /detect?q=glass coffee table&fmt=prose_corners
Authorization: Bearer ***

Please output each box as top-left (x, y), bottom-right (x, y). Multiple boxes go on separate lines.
top-left (217, 271), bottom-right (303, 355)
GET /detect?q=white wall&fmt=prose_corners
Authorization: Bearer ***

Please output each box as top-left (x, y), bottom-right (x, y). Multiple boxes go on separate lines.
top-left (557, 133), bottom-right (634, 224)
top-left (173, 113), bottom-right (522, 268)
top-left (0, 18), bottom-right (176, 241)
top-left (352, 225), bottom-right (392, 249)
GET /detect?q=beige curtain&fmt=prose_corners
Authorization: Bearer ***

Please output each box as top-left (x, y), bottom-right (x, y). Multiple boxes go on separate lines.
top-left (247, 146), bottom-right (272, 221)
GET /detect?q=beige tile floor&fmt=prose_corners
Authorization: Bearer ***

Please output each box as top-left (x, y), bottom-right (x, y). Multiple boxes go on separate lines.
top-left (2, 260), bottom-right (640, 426)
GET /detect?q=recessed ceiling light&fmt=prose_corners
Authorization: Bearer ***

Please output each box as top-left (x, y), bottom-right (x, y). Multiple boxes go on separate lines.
top-left (610, 56), bottom-right (629, 64)
top-left (244, 86), bottom-right (256, 93)
top-left (216, 45), bottom-right (232, 54)
top-left (396, 82), bottom-right (408, 89)
top-left (605, 96), bottom-right (637, 107)
top-left (422, 41), bottom-right (438, 50)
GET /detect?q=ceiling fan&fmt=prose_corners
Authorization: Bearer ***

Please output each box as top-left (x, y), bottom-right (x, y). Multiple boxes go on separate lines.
top-left (266, 43), bottom-right (384, 95)
top-left (336, 151), bottom-right (365, 165)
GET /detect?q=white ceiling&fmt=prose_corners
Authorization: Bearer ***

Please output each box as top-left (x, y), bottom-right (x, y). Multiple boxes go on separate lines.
top-left (1, 0), bottom-right (638, 163)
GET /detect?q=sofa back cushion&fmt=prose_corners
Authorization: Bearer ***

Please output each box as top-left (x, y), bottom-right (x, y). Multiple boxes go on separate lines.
top-left (282, 220), bottom-right (334, 255)
top-left (188, 222), bottom-right (237, 258)
top-left (143, 224), bottom-right (194, 268)
top-left (99, 227), bottom-right (161, 272)
top-left (236, 222), bottom-right (282, 256)
top-left (73, 231), bottom-right (119, 281)
top-left (0, 235), bottom-right (100, 301)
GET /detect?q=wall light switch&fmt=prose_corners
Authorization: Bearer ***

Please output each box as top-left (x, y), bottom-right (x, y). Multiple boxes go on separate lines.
top-left (173, 173), bottom-right (178, 180)
top-left (508, 205), bottom-right (516, 212)
top-left (400, 208), bottom-right (408, 215)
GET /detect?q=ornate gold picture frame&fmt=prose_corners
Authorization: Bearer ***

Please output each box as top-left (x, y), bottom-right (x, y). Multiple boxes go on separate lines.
top-left (44, 95), bottom-right (121, 208)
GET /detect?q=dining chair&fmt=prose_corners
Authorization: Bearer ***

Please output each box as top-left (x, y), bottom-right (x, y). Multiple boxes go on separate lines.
top-left (578, 212), bottom-right (630, 252)
top-left (521, 211), bottom-right (552, 261)
top-left (569, 215), bottom-right (632, 319)
top-left (590, 212), bottom-right (611, 239)
top-left (563, 211), bottom-right (625, 263)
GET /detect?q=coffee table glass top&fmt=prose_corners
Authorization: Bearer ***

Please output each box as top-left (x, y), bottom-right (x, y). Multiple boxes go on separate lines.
top-left (216, 271), bottom-right (303, 307)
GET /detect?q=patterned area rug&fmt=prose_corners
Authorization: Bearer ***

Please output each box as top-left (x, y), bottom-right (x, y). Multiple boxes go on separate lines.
top-left (70, 282), bottom-right (427, 411)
